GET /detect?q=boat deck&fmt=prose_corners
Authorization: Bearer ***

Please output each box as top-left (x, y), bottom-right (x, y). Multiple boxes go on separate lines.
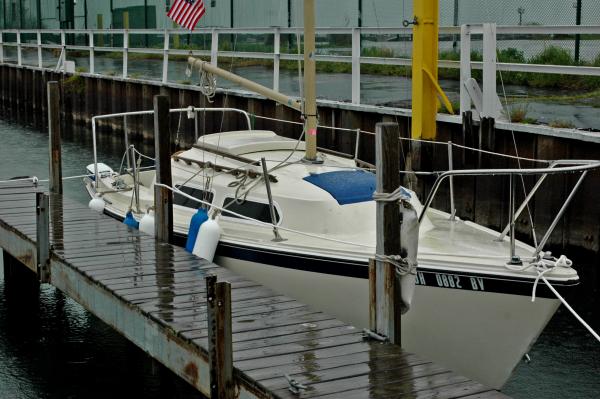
top-left (0, 181), bottom-right (509, 399)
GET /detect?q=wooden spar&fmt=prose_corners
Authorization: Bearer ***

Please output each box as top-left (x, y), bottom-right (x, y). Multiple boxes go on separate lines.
top-left (47, 81), bottom-right (62, 195)
top-left (153, 94), bottom-right (173, 244)
top-left (374, 122), bottom-right (402, 344)
top-left (187, 57), bottom-right (302, 113)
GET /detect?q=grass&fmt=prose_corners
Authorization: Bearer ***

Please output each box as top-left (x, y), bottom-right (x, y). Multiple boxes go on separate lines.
top-left (548, 119), bottom-right (576, 129)
top-left (504, 103), bottom-right (538, 124)
top-left (63, 73), bottom-right (86, 95)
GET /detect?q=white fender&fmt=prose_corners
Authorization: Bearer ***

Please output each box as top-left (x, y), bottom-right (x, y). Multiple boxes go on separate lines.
top-left (88, 194), bottom-right (105, 212)
top-left (193, 218), bottom-right (222, 262)
top-left (139, 209), bottom-right (155, 237)
top-left (400, 200), bottom-right (419, 314)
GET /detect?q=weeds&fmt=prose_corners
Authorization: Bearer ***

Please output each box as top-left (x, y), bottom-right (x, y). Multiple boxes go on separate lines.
top-left (548, 119), bottom-right (575, 129)
top-left (504, 103), bottom-right (537, 124)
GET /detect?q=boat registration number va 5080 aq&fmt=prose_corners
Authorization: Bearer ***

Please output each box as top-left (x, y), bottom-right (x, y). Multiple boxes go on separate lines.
top-left (415, 271), bottom-right (485, 291)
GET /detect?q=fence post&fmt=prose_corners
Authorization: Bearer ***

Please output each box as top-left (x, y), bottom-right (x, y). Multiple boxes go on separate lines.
top-left (153, 95), bottom-right (173, 243)
top-left (482, 23), bottom-right (496, 119)
top-left (273, 27), bottom-right (280, 92)
top-left (447, 141), bottom-right (456, 220)
top-left (48, 81), bottom-right (62, 195)
top-left (60, 30), bottom-right (66, 70)
top-left (211, 29), bottom-right (219, 66)
top-left (374, 122), bottom-right (402, 344)
top-left (37, 31), bottom-right (43, 68)
top-left (206, 276), bottom-right (234, 399)
top-left (123, 29), bottom-right (129, 78)
top-left (0, 31), bottom-right (4, 64)
top-left (89, 31), bottom-right (95, 74)
top-left (162, 30), bottom-right (170, 84)
top-left (17, 30), bottom-right (22, 66)
top-left (36, 192), bottom-right (50, 283)
top-left (351, 28), bottom-right (361, 104)
top-left (459, 24), bottom-right (471, 115)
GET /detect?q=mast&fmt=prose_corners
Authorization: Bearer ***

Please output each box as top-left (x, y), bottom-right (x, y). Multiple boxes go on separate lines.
top-left (303, 0), bottom-right (319, 162)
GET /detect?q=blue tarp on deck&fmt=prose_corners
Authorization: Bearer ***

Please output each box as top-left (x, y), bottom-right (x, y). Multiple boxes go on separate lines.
top-left (303, 170), bottom-right (377, 205)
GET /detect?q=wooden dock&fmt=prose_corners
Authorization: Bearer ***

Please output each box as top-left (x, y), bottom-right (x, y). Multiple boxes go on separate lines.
top-left (0, 180), bottom-right (508, 399)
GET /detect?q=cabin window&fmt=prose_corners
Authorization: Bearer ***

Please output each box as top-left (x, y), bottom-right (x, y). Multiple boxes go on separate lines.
top-left (174, 185), bottom-right (213, 208)
top-left (222, 197), bottom-right (280, 224)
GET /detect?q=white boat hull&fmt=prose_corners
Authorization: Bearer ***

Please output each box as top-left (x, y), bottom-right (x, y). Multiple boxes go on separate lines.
top-left (218, 253), bottom-right (559, 389)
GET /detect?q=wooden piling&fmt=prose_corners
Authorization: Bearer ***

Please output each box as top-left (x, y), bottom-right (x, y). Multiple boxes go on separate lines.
top-left (206, 276), bottom-right (234, 399)
top-left (153, 94), bottom-right (173, 244)
top-left (373, 122), bottom-right (402, 344)
top-left (36, 192), bottom-right (50, 283)
top-left (47, 81), bottom-right (63, 195)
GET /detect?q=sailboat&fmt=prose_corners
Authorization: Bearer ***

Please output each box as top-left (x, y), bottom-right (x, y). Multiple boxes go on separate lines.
top-left (83, 0), bottom-right (598, 389)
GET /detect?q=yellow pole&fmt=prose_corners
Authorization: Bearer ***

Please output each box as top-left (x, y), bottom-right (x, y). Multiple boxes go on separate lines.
top-left (303, 0), bottom-right (318, 161)
top-left (411, 0), bottom-right (439, 140)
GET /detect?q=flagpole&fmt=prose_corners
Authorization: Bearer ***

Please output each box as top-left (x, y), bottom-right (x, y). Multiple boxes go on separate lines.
top-left (303, 0), bottom-right (319, 163)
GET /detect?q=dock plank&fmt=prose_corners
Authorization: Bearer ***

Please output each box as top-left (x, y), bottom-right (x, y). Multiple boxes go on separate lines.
top-left (0, 185), bottom-right (507, 399)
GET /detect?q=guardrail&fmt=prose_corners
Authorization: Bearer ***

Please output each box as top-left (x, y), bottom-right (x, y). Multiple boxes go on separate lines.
top-left (1, 25), bottom-right (599, 109)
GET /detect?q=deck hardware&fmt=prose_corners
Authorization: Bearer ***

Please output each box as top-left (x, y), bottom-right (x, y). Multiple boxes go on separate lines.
top-left (402, 16), bottom-right (418, 27)
top-left (285, 374), bottom-right (308, 395)
top-left (362, 328), bottom-right (389, 343)
top-left (261, 158), bottom-right (286, 242)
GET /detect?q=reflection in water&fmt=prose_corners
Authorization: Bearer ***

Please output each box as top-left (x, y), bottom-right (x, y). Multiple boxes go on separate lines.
top-left (154, 243), bottom-right (176, 323)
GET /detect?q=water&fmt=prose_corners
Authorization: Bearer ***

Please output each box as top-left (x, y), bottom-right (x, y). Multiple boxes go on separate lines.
top-left (0, 119), bottom-right (200, 398)
top-left (0, 118), bottom-right (599, 398)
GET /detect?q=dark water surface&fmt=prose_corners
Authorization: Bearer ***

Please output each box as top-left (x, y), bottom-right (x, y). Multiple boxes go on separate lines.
top-left (0, 118), bottom-right (599, 398)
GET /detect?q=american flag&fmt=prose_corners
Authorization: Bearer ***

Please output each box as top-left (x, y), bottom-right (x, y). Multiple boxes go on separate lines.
top-left (167, 0), bottom-right (206, 31)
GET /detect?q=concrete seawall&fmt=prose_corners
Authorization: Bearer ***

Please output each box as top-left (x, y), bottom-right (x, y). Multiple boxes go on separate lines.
top-left (1, 63), bottom-right (599, 258)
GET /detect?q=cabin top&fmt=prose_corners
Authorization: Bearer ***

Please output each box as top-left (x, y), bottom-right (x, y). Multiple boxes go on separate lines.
top-left (197, 130), bottom-right (306, 156)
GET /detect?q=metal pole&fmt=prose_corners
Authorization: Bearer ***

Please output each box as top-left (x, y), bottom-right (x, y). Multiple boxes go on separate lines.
top-left (36, 0), bottom-right (41, 29)
top-left (48, 81), bottom-right (62, 195)
top-left (452, 0), bottom-right (459, 49)
top-left (84, 0), bottom-right (88, 30)
top-left (447, 141), bottom-right (455, 221)
top-left (194, 110), bottom-right (199, 142)
top-left (18, 0), bottom-right (22, 28)
top-left (535, 171), bottom-right (588, 255)
top-left (36, 192), bottom-right (50, 283)
top-left (358, 0), bottom-right (362, 27)
top-left (575, 0), bottom-right (582, 63)
top-left (261, 158), bottom-right (284, 242)
top-left (508, 174), bottom-right (518, 263)
top-left (124, 118), bottom-right (131, 170)
top-left (354, 128), bottom-right (361, 161)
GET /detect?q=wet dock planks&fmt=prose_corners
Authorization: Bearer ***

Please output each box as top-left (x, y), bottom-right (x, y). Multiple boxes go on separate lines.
top-left (0, 181), bottom-right (509, 399)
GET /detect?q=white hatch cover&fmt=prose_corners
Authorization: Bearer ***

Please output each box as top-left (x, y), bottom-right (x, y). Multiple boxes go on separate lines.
top-left (197, 130), bottom-right (306, 155)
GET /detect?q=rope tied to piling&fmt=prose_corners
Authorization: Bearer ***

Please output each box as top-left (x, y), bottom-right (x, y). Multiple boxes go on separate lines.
top-left (373, 186), bottom-right (416, 277)
top-left (372, 186), bottom-right (411, 203)
top-left (375, 254), bottom-right (416, 277)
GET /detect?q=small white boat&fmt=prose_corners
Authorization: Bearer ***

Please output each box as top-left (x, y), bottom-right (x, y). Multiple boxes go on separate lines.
top-left (84, 124), bottom-right (596, 389)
